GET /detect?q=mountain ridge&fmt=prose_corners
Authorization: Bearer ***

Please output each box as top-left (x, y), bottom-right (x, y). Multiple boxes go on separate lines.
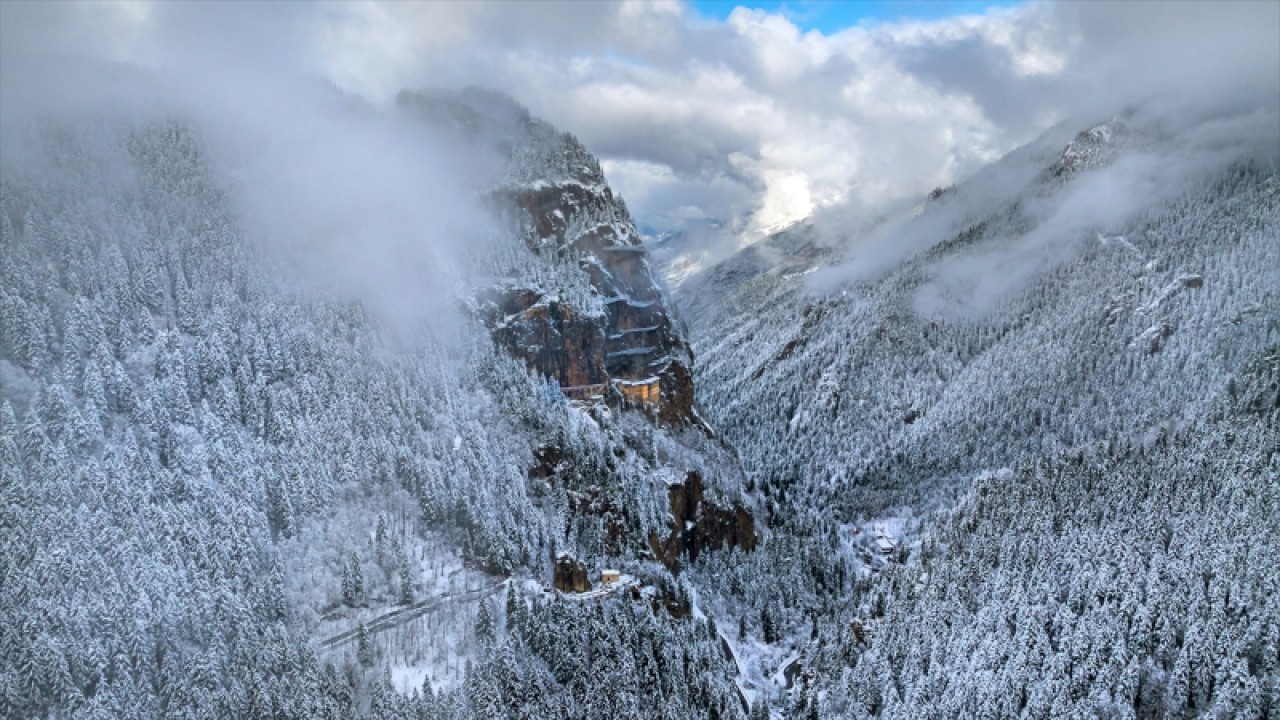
top-left (668, 101), bottom-right (1280, 717)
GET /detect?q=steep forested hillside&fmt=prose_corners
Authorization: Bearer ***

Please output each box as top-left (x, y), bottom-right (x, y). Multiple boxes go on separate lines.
top-left (682, 115), bottom-right (1278, 521)
top-left (815, 418), bottom-right (1278, 718)
top-left (673, 108), bottom-right (1280, 717)
top-left (0, 89), bottom-right (752, 718)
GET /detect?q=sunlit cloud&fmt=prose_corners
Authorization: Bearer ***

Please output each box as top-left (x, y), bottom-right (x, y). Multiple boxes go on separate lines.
top-left (4, 0), bottom-right (1276, 250)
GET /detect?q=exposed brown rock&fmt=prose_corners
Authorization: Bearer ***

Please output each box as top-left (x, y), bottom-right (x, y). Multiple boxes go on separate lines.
top-left (491, 293), bottom-right (610, 391)
top-left (528, 444), bottom-right (563, 480)
top-left (657, 360), bottom-right (698, 427)
top-left (482, 132), bottom-right (699, 426)
top-left (553, 554), bottom-right (591, 593)
top-left (650, 471), bottom-right (758, 574)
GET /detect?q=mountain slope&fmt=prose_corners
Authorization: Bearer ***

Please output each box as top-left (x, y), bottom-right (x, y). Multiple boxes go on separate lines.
top-left (672, 106), bottom-right (1280, 717)
top-left (0, 86), bottom-right (753, 719)
top-left (681, 111), bottom-right (1278, 520)
top-left (401, 88), bottom-right (705, 427)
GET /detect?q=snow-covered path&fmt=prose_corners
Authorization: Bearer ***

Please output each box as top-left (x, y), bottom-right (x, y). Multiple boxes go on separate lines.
top-left (319, 581), bottom-right (506, 650)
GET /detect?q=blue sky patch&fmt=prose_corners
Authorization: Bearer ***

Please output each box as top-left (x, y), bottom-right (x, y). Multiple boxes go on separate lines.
top-left (691, 0), bottom-right (1024, 33)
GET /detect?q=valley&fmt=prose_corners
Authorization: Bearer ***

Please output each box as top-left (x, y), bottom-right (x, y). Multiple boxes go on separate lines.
top-left (2, 3), bottom-right (1277, 718)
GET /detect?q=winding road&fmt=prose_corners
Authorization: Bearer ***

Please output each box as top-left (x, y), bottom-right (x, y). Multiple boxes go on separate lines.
top-left (318, 581), bottom-right (507, 651)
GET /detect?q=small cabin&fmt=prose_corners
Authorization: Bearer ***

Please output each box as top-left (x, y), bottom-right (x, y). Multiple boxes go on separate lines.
top-left (601, 569), bottom-right (621, 585)
top-left (875, 534), bottom-right (896, 555)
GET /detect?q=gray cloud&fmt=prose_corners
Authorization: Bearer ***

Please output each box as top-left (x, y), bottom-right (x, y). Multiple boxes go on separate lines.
top-left (899, 34), bottom-right (1062, 135)
top-left (1, 4), bottom-right (503, 341)
top-left (801, 0), bottom-right (1279, 316)
top-left (4, 0), bottom-right (1276, 257)
top-left (877, 103), bottom-right (1276, 319)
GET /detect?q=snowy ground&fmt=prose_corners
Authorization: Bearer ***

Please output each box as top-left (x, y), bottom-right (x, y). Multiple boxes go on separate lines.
top-left (281, 485), bottom-right (505, 695)
top-left (685, 505), bottom-right (930, 714)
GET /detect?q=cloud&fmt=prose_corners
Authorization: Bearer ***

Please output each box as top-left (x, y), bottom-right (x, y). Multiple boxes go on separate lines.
top-left (1, 3), bottom-right (503, 341)
top-left (4, 0), bottom-right (1277, 260)
top-left (200, 87), bottom-right (503, 339)
top-left (798, 0), bottom-right (1279, 317)
top-left (911, 102), bottom-right (1278, 319)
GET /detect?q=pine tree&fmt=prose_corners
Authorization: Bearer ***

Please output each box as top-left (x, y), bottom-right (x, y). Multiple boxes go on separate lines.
top-left (761, 606), bottom-right (778, 645)
top-left (375, 514), bottom-right (388, 560)
top-left (357, 624), bottom-right (373, 668)
top-left (476, 600), bottom-right (495, 649)
top-left (398, 553), bottom-right (414, 605)
top-left (342, 553), bottom-right (364, 608)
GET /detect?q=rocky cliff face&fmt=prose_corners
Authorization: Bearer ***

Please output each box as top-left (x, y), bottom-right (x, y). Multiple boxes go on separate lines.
top-left (649, 471), bottom-right (757, 573)
top-left (399, 88), bottom-right (755, 581)
top-left (494, 162), bottom-right (699, 425)
top-left (553, 554), bottom-right (592, 593)
top-left (400, 88), bottom-right (701, 427)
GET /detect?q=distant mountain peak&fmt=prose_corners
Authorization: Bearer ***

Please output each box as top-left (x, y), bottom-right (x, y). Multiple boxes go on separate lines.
top-left (1041, 115), bottom-right (1131, 182)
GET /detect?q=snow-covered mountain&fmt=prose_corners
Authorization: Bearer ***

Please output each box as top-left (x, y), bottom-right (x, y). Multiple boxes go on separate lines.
top-left (0, 84), bottom-right (757, 718)
top-left (399, 88), bottom-right (707, 429)
top-left (3, 52), bottom-right (1277, 719)
top-left (670, 104), bottom-right (1280, 717)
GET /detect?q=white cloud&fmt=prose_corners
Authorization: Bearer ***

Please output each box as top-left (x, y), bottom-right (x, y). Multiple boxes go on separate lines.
top-left (4, 0), bottom-right (1276, 252)
top-left (1, 2), bottom-right (505, 341)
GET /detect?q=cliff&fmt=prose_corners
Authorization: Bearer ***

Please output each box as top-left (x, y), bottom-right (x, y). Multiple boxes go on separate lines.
top-left (400, 88), bottom-right (701, 427)
top-left (649, 471), bottom-right (758, 573)
top-left (394, 88), bottom-right (756, 582)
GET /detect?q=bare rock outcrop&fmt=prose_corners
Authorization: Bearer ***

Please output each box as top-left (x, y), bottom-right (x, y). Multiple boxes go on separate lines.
top-left (649, 471), bottom-right (758, 573)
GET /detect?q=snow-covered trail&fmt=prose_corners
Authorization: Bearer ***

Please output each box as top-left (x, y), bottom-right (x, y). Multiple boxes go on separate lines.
top-left (319, 581), bottom-right (506, 650)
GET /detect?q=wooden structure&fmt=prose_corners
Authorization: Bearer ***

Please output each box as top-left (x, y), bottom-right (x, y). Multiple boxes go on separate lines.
top-left (614, 377), bottom-right (660, 409)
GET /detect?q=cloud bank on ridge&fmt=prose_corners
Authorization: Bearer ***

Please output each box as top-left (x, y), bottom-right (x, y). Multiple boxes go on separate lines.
top-left (3, 1), bottom-right (1276, 246)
